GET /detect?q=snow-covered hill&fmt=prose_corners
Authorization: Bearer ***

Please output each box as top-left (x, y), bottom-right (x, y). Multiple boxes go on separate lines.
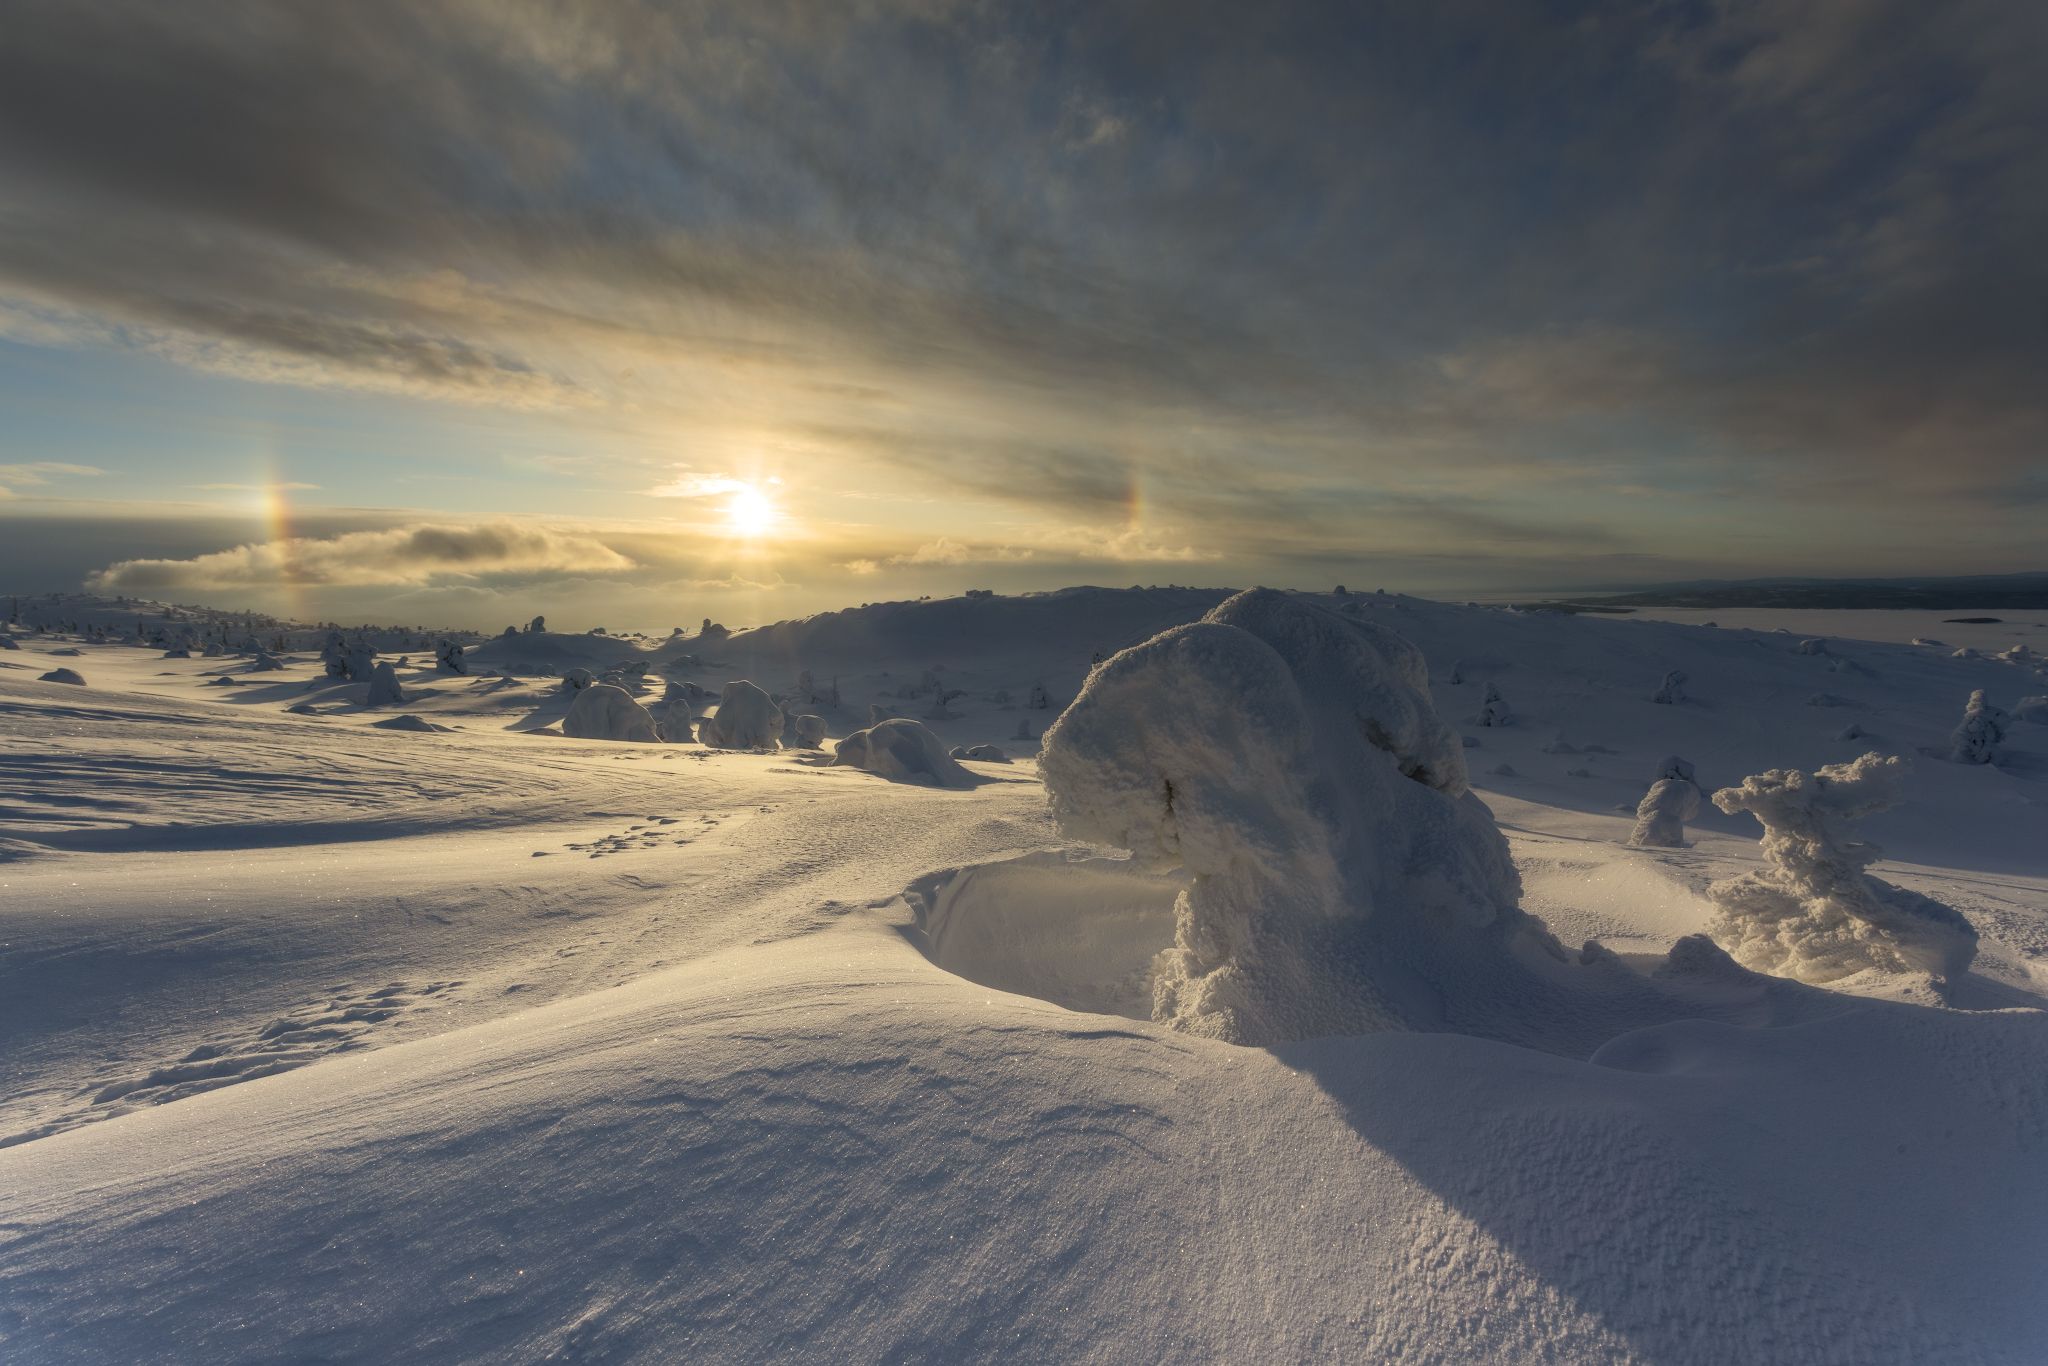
top-left (2, 587), bottom-right (2044, 1362)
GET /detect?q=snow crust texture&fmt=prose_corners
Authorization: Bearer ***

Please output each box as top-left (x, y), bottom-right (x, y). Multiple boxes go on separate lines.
top-left (1707, 753), bottom-right (1978, 981)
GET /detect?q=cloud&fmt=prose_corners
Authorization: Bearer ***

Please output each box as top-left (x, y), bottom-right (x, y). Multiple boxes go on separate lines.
top-left (0, 461), bottom-right (104, 499)
top-left (0, 0), bottom-right (2042, 588)
top-left (647, 472), bottom-right (751, 500)
top-left (86, 521), bottom-right (635, 591)
top-left (192, 481), bottom-right (322, 492)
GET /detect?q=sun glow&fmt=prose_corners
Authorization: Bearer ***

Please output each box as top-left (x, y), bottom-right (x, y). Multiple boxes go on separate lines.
top-left (726, 483), bottom-right (777, 537)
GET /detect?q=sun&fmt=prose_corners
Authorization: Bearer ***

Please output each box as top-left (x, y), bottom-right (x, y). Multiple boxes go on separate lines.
top-left (726, 484), bottom-right (777, 537)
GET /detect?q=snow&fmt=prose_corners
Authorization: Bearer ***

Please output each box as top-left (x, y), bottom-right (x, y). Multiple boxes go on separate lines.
top-left (36, 667), bottom-right (85, 685)
top-left (696, 679), bottom-right (782, 749)
top-left (832, 717), bottom-right (973, 786)
top-left (2, 585), bottom-right (2046, 1362)
top-left (560, 682), bottom-right (662, 743)
top-left (1949, 688), bottom-right (2010, 764)
top-left (365, 660), bottom-right (406, 707)
top-left (1706, 753), bottom-right (1979, 982)
top-left (1628, 777), bottom-right (1700, 847)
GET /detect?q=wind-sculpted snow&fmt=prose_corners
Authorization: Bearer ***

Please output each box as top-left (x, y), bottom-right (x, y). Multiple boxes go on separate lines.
top-left (1707, 753), bottom-right (1978, 982)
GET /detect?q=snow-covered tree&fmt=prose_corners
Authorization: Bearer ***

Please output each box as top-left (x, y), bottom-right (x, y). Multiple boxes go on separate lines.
top-left (1628, 779), bottom-right (1700, 848)
top-left (1706, 753), bottom-right (1976, 981)
top-left (1039, 589), bottom-right (1540, 1046)
top-left (1472, 682), bottom-right (1512, 727)
top-left (1948, 689), bottom-right (2008, 764)
top-left (435, 640), bottom-right (467, 675)
top-left (790, 714), bottom-right (827, 748)
top-left (320, 631), bottom-right (349, 679)
top-left (528, 616), bottom-right (546, 634)
top-left (561, 668), bottom-right (596, 692)
top-left (1027, 681), bottom-right (1051, 710)
top-left (366, 662), bottom-right (406, 708)
top-left (833, 718), bottom-right (972, 786)
top-left (562, 683), bottom-right (661, 743)
top-left (698, 680), bottom-right (781, 749)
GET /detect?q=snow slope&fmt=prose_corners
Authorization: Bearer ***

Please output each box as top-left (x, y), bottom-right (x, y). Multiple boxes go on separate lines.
top-left (2, 588), bottom-right (2045, 1362)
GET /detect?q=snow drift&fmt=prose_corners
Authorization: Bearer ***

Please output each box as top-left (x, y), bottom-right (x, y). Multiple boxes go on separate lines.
top-left (1706, 753), bottom-right (1977, 982)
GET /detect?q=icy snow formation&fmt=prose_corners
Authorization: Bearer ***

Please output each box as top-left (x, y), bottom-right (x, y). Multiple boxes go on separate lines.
top-left (1650, 670), bottom-right (1686, 704)
top-left (1628, 779), bottom-right (1700, 848)
top-left (1707, 753), bottom-right (1977, 982)
top-left (833, 718), bottom-right (973, 786)
top-left (1948, 689), bottom-right (2008, 764)
top-left (2015, 696), bottom-right (2048, 725)
top-left (562, 683), bottom-right (662, 744)
top-left (1039, 588), bottom-right (1564, 1046)
top-left (790, 714), bottom-right (827, 748)
top-left (698, 680), bottom-right (782, 749)
top-left (38, 667), bottom-right (86, 686)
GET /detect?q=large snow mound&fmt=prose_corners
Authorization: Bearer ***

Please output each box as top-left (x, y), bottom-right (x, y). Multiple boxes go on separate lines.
top-left (1707, 753), bottom-right (1978, 981)
top-left (833, 718), bottom-right (974, 787)
top-left (561, 683), bottom-right (662, 744)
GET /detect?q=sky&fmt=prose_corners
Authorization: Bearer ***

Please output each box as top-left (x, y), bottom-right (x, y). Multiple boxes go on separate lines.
top-left (1, 0), bottom-right (2043, 630)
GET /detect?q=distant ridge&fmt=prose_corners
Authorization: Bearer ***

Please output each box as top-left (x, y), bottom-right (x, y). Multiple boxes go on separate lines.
top-left (1554, 572), bottom-right (2048, 611)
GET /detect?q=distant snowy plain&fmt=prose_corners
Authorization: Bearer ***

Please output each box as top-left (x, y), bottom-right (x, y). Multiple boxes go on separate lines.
top-left (2, 588), bottom-right (2045, 1362)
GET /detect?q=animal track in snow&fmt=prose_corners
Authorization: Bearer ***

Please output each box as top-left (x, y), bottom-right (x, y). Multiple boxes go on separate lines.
top-left (0, 980), bottom-right (467, 1148)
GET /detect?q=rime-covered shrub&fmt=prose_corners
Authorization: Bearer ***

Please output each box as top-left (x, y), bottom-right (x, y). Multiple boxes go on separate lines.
top-left (1948, 690), bottom-right (2008, 764)
top-left (1706, 753), bottom-right (1975, 981)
